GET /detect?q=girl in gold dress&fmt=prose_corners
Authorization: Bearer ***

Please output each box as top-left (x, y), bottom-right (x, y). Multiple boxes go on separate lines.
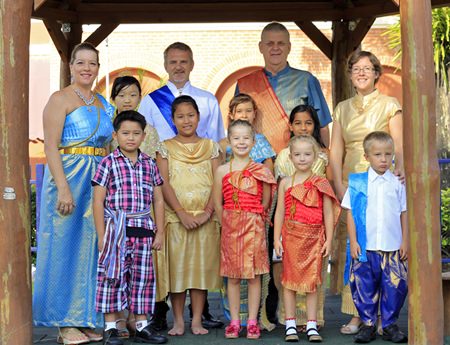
top-left (156, 95), bottom-right (221, 336)
top-left (329, 51), bottom-right (403, 335)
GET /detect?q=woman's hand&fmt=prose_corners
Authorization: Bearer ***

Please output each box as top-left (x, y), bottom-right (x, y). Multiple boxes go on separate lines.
top-left (321, 239), bottom-right (332, 257)
top-left (350, 240), bottom-right (361, 260)
top-left (177, 210), bottom-right (199, 230)
top-left (56, 184), bottom-right (75, 215)
top-left (97, 234), bottom-right (104, 252)
top-left (393, 168), bottom-right (405, 184)
top-left (194, 212), bottom-right (211, 227)
top-left (335, 181), bottom-right (346, 201)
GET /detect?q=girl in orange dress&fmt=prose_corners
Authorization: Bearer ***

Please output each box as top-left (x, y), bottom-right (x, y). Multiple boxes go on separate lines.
top-left (213, 119), bottom-right (276, 340)
top-left (274, 135), bottom-right (340, 343)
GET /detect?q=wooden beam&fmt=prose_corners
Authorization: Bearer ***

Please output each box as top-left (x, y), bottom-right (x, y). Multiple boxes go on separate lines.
top-left (32, 7), bottom-right (78, 22)
top-left (34, 0), bottom-right (48, 11)
top-left (84, 23), bottom-right (119, 47)
top-left (43, 19), bottom-right (69, 63)
top-left (399, 0), bottom-right (444, 344)
top-left (348, 17), bottom-right (376, 52)
top-left (295, 21), bottom-right (332, 60)
top-left (0, 0), bottom-right (33, 343)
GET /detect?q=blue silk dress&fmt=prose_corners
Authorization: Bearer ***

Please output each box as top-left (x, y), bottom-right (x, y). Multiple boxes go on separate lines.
top-left (33, 95), bottom-right (113, 328)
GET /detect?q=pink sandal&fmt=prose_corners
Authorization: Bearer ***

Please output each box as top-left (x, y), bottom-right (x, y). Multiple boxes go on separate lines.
top-left (225, 321), bottom-right (241, 339)
top-left (246, 320), bottom-right (260, 340)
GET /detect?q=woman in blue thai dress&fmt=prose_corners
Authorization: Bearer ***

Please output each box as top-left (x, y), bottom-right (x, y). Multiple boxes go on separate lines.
top-left (33, 42), bottom-right (114, 345)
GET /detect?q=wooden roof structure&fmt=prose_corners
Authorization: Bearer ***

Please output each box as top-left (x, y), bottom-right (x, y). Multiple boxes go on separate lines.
top-left (0, 0), bottom-right (448, 344)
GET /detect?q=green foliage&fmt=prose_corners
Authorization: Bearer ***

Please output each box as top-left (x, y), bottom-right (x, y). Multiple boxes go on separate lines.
top-left (442, 188), bottom-right (450, 257)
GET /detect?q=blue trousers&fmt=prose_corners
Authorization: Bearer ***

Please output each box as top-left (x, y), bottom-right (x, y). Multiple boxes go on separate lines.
top-left (349, 250), bottom-right (408, 328)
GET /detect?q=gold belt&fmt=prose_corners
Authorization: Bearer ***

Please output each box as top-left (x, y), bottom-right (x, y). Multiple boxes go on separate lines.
top-left (59, 147), bottom-right (107, 156)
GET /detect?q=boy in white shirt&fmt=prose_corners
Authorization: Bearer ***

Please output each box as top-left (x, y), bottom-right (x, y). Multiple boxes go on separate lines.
top-left (341, 131), bottom-right (408, 344)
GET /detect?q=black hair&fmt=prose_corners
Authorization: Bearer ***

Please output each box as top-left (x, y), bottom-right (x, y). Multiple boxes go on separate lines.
top-left (111, 76), bottom-right (142, 100)
top-left (171, 95), bottom-right (200, 118)
top-left (289, 104), bottom-right (326, 148)
top-left (113, 110), bottom-right (146, 131)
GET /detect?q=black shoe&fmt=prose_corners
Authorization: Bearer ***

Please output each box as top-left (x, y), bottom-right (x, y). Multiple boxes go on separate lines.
top-left (103, 328), bottom-right (124, 345)
top-left (201, 313), bottom-right (224, 329)
top-left (148, 316), bottom-right (168, 332)
top-left (134, 324), bottom-right (168, 344)
top-left (354, 325), bottom-right (376, 343)
top-left (382, 324), bottom-right (407, 343)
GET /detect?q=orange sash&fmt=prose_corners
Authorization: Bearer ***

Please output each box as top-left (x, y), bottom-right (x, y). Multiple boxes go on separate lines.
top-left (238, 69), bottom-right (291, 153)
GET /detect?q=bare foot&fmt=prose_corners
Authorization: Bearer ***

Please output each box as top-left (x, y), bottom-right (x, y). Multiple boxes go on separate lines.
top-left (168, 322), bottom-right (185, 336)
top-left (191, 324), bottom-right (209, 335)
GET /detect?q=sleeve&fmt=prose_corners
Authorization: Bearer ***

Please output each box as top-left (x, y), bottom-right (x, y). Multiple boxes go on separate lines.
top-left (399, 183), bottom-right (407, 212)
top-left (307, 75), bottom-right (332, 127)
top-left (206, 96), bottom-right (226, 142)
top-left (341, 188), bottom-right (351, 209)
top-left (158, 141), bottom-right (169, 159)
top-left (138, 95), bottom-right (156, 127)
top-left (211, 141), bottom-right (221, 159)
top-left (387, 97), bottom-right (402, 121)
top-left (150, 160), bottom-right (164, 187)
top-left (91, 157), bottom-right (110, 187)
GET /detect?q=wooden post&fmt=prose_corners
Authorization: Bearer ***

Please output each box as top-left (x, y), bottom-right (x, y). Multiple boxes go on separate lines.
top-left (0, 0), bottom-right (33, 344)
top-left (400, 1), bottom-right (444, 344)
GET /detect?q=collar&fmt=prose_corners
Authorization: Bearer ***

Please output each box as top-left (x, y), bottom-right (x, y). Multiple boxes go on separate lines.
top-left (355, 88), bottom-right (379, 105)
top-left (264, 63), bottom-right (291, 78)
top-left (113, 147), bottom-right (149, 162)
top-left (368, 166), bottom-right (394, 182)
top-left (167, 80), bottom-right (191, 95)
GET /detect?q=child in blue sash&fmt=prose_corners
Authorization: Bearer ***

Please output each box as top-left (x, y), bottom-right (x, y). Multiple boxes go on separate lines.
top-left (341, 131), bottom-right (408, 344)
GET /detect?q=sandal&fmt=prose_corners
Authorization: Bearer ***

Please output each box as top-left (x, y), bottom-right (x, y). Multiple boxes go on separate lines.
top-left (224, 324), bottom-right (241, 339)
top-left (57, 328), bottom-right (90, 345)
top-left (79, 328), bottom-right (103, 342)
top-left (126, 317), bottom-right (137, 337)
top-left (340, 323), bottom-right (361, 335)
top-left (306, 327), bottom-right (322, 343)
top-left (246, 323), bottom-right (260, 339)
top-left (285, 326), bottom-right (299, 342)
top-left (116, 319), bottom-right (130, 338)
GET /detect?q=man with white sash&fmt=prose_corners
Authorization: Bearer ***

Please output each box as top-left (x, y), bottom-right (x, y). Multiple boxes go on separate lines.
top-left (139, 42), bottom-right (225, 142)
top-left (237, 22), bottom-right (332, 152)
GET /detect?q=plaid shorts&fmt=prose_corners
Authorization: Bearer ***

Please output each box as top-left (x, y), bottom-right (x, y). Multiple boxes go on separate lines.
top-left (95, 237), bottom-right (155, 314)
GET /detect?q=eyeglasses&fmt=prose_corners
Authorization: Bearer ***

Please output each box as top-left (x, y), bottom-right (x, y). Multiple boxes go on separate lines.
top-left (351, 66), bottom-right (375, 74)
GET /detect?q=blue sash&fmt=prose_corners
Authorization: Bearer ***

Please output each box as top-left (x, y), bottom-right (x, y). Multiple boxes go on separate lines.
top-left (149, 85), bottom-right (177, 135)
top-left (344, 172), bottom-right (368, 284)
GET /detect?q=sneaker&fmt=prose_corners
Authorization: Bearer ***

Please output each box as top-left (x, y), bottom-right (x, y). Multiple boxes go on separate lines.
top-left (354, 325), bottom-right (376, 343)
top-left (382, 324), bottom-right (407, 343)
top-left (246, 324), bottom-right (260, 340)
top-left (224, 324), bottom-right (241, 339)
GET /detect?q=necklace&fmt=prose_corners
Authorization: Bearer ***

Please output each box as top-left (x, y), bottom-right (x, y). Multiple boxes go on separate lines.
top-left (74, 88), bottom-right (95, 106)
top-left (229, 158), bottom-right (252, 210)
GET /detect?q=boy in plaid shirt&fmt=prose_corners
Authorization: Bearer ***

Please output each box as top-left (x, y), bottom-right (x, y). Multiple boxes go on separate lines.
top-left (92, 110), bottom-right (167, 345)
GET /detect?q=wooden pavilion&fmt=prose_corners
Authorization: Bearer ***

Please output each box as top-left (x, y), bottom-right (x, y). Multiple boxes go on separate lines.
top-left (0, 0), bottom-right (448, 344)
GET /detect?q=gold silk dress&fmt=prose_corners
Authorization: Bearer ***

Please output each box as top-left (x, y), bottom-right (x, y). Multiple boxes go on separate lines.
top-left (156, 138), bottom-right (221, 296)
top-left (333, 89), bottom-right (401, 315)
top-left (272, 148), bottom-right (329, 326)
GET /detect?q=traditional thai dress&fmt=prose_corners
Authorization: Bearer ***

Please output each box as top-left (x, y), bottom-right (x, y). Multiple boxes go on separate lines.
top-left (33, 95), bottom-right (114, 328)
top-left (273, 148), bottom-right (330, 326)
top-left (155, 138), bottom-right (221, 296)
top-left (281, 175), bottom-right (340, 293)
top-left (332, 89), bottom-right (401, 315)
top-left (220, 161), bottom-right (276, 278)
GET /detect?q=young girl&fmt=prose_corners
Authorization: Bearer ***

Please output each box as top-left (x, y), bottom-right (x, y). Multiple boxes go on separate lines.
top-left (111, 76), bottom-right (161, 159)
top-left (156, 95), bottom-right (221, 336)
top-left (214, 119), bottom-right (276, 339)
top-left (109, 76), bottom-right (162, 338)
top-left (219, 93), bottom-right (275, 170)
top-left (273, 135), bottom-right (340, 342)
top-left (272, 104), bottom-right (331, 331)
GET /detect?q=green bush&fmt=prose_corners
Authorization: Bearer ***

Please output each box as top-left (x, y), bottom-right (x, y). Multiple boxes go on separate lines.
top-left (442, 187), bottom-right (450, 257)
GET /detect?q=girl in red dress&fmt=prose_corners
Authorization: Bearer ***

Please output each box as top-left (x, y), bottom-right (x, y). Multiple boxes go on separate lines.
top-left (273, 135), bottom-right (340, 343)
top-left (213, 119), bottom-right (276, 340)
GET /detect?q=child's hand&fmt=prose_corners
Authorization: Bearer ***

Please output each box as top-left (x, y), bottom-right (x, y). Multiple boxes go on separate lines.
top-left (399, 241), bottom-right (408, 260)
top-left (178, 210), bottom-right (199, 230)
top-left (194, 212), bottom-right (211, 226)
top-left (152, 232), bottom-right (164, 250)
top-left (350, 240), bottom-right (361, 259)
top-left (321, 240), bottom-right (332, 257)
top-left (274, 239), bottom-right (283, 257)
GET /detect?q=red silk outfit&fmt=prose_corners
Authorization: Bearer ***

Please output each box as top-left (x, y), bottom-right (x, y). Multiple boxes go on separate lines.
top-left (220, 162), bottom-right (276, 279)
top-left (281, 175), bottom-right (340, 293)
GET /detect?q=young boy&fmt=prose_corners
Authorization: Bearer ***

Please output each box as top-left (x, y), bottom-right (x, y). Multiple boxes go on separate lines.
top-left (92, 110), bottom-right (168, 345)
top-left (341, 131), bottom-right (408, 344)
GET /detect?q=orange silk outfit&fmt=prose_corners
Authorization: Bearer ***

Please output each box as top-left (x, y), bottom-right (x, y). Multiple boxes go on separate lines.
top-left (281, 175), bottom-right (340, 293)
top-left (220, 162), bottom-right (276, 279)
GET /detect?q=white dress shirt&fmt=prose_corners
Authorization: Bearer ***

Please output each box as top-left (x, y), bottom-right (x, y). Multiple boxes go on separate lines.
top-left (138, 81), bottom-right (225, 142)
top-left (342, 167), bottom-right (407, 251)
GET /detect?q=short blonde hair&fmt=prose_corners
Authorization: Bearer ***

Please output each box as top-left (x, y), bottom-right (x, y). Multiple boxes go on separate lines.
top-left (288, 134), bottom-right (320, 158)
top-left (363, 131), bottom-right (394, 154)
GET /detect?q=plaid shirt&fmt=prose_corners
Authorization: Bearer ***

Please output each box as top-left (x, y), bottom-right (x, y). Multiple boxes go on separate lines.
top-left (92, 148), bottom-right (163, 231)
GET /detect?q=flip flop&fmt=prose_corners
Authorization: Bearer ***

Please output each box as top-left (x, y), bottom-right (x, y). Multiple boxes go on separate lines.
top-left (340, 323), bottom-right (361, 335)
top-left (57, 328), bottom-right (90, 345)
top-left (78, 328), bottom-right (103, 342)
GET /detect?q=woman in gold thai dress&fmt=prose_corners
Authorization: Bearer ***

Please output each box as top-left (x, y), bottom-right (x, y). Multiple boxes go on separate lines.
top-left (329, 51), bottom-right (403, 335)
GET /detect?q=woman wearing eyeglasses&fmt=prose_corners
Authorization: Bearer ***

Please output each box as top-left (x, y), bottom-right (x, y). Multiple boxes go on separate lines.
top-left (329, 50), bottom-right (403, 335)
